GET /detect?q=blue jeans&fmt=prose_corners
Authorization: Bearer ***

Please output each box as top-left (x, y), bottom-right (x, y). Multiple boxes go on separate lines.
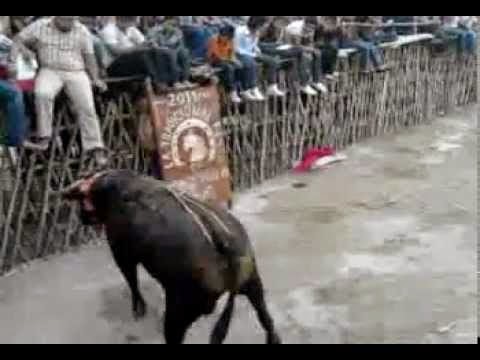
top-left (0, 80), bottom-right (29, 147)
top-left (212, 60), bottom-right (244, 92)
top-left (318, 42), bottom-right (339, 76)
top-left (372, 30), bottom-right (398, 44)
top-left (444, 28), bottom-right (477, 54)
top-left (236, 54), bottom-right (259, 91)
top-left (341, 39), bottom-right (384, 69)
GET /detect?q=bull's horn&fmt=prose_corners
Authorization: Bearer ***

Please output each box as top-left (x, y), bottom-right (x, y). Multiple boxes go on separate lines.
top-left (61, 170), bottom-right (110, 200)
top-left (61, 179), bottom-right (85, 200)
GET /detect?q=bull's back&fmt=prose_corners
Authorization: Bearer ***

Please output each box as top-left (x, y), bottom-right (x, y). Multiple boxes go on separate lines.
top-left (106, 172), bottom-right (256, 291)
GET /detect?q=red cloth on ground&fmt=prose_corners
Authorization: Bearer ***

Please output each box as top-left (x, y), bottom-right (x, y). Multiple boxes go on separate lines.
top-left (294, 146), bottom-right (335, 173)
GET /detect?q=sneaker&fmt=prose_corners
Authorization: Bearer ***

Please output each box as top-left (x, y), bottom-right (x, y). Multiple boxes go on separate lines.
top-left (300, 85), bottom-right (318, 96)
top-left (23, 138), bottom-right (49, 151)
top-left (93, 149), bottom-right (108, 167)
top-left (325, 74), bottom-right (336, 82)
top-left (376, 64), bottom-right (391, 72)
top-left (241, 89), bottom-right (258, 102)
top-left (313, 82), bottom-right (328, 94)
top-left (266, 84), bottom-right (285, 97)
top-left (252, 87), bottom-right (266, 101)
top-left (230, 91), bottom-right (242, 104)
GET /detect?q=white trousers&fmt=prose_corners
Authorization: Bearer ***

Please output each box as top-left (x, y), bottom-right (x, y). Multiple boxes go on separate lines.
top-left (34, 68), bottom-right (104, 151)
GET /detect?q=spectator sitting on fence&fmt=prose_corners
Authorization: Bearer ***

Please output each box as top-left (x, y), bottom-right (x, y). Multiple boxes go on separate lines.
top-left (415, 16), bottom-right (441, 35)
top-left (260, 16), bottom-right (318, 96)
top-left (359, 16), bottom-right (399, 44)
top-left (79, 16), bottom-right (111, 78)
top-left (207, 24), bottom-right (245, 103)
top-left (339, 16), bottom-right (388, 73)
top-left (313, 16), bottom-right (341, 81)
top-left (202, 16), bottom-right (224, 28)
top-left (383, 16), bottom-right (416, 36)
top-left (180, 17), bottom-right (218, 63)
top-left (441, 16), bottom-right (477, 55)
top-left (225, 16), bottom-right (249, 27)
top-left (234, 16), bottom-right (285, 100)
top-left (10, 16), bottom-right (108, 165)
top-left (0, 46), bottom-right (32, 149)
top-left (147, 16), bottom-right (193, 87)
top-left (100, 16), bottom-right (179, 92)
top-left (282, 16), bottom-right (329, 95)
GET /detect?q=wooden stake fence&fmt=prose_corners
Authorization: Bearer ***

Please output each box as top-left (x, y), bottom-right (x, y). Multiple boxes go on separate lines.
top-left (0, 40), bottom-right (476, 275)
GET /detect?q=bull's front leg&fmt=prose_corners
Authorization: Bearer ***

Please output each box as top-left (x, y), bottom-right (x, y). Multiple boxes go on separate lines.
top-left (124, 265), bottom-right (147, 320)
top-left (110, 245), bottom-right (147, 320)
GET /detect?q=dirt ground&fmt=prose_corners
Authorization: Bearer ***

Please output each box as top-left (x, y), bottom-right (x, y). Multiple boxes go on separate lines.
top-left (0, 106), bottom-right (476, 344)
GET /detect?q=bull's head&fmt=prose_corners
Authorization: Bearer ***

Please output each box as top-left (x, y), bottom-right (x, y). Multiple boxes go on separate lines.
top-left (62, 171), bottom-right (110, 226)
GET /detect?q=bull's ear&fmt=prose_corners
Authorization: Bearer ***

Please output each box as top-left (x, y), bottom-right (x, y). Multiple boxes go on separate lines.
top-left (89, 173), bottom-right (120, 197)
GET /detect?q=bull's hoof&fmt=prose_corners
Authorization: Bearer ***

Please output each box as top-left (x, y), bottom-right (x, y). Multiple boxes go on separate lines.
top-left (133, 301), bottom-right (147, 320)
top-left (267, 333), bottom-right (282, 345)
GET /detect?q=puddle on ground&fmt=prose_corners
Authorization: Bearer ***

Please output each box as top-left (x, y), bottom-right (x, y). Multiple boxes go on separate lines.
top-left (393, 146), bottom-right (423, 155)
top-left (125, 334), bottom-right (140, 343)
top-left (349, 195), bottom-right (401, 211)
top-left (421, 207), bottom-right (474, 227)
top-left (292, 182), bottom-right (308, 189)
top-left (370, 234), bottom-right (422, 255)
top-left (418, 154), bottom-right (446, 165)
top-left (263, 206), bottom-right (345, 225)
top-left (382, 164), bottom-right (428, 179)
top-left (301, 207), bottom-right (345, 224)
top-left (353, 146), bottom-right (386, 159)
top-left (430, 141), bottom-right (462, 152)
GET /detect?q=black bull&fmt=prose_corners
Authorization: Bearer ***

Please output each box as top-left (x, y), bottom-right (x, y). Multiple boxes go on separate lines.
top-left (62, 170), bottom-right (281, 344)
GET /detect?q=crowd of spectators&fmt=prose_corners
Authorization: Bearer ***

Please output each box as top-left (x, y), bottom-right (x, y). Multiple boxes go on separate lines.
top-left (0, 16), bottom-right (477, 166)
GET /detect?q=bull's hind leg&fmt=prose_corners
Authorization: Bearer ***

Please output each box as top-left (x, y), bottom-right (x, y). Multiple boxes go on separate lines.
top-left (163, 292), bottom-right (203, 344)
top-left (240, 272), bottom-right (282, 344)
top-left (110, 245), bottom-right (147, 320)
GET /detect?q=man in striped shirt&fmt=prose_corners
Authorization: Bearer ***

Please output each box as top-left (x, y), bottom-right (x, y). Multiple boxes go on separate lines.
top-left (10, 16), bottom-right (108, 165)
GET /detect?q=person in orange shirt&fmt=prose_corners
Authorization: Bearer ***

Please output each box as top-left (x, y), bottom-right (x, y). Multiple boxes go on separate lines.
top-left (207, 25), bottom-right (253, 103)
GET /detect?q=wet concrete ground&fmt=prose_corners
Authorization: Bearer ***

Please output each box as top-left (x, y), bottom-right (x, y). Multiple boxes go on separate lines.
top-left (0, 107), bottom-right (476, 344)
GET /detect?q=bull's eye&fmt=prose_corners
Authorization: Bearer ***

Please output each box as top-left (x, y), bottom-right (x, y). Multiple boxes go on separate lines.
top-left (82, 197), bottom-right (96, 212)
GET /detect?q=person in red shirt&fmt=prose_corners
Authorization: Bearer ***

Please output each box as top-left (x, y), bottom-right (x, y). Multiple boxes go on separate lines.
top-left (207, 25), bottom-right (250, 103)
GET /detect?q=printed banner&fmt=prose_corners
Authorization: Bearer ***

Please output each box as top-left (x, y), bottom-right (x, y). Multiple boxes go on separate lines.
top-left (149, 85), bottom-right (232, 207)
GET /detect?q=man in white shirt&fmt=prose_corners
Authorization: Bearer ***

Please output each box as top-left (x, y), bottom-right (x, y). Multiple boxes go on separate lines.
top-left (11, 16), bottom-right (108, 165)
top-left (100, 16), bottom-right (178, 90)
top-left (101, 16), bottom-right (145, 52)
top-left (280, 16), bottom-right (328, 94)
top-left (234, 16), bottom-right (285, 100)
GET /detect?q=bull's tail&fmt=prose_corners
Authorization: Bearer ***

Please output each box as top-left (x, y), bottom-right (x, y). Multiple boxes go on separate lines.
top-left (210, 292), bottom-right (236, 344)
